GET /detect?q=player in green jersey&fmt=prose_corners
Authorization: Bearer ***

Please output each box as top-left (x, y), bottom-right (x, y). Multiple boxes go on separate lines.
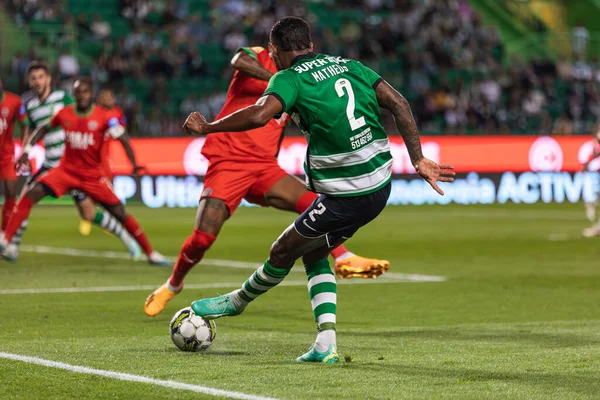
top-left (4, 61), bottom-right (145, 262)
top-left (185, 17), bottom-right (455, 363)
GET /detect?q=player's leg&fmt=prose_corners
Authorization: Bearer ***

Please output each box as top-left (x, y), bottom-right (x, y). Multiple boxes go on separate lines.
top-left (191, 214), bottom-right (342, 363)
top-left (2, 179), bottom-right (17, 231)
top-left (255, 171), bottom-right (390, 279)
top-left (81, 176), bottom-right (168, 265)
top-left (0, 182), bottom-right (51, 254)
top-left (8, 166), bottom-right (50, 257)
top-left (73, 190), bottom-right (141, 259)
top-left (192, 185), bottom-right (391, 362)
top-left (144, 197), bottom-right (227, 316)
top-left (144, 161), bottom-right (257, 316)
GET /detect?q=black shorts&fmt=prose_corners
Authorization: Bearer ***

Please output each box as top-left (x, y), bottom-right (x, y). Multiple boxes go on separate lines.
top-left (294, 182), bottom-right (391, 246)
top-left (28, 165), bottom-right (88, 203)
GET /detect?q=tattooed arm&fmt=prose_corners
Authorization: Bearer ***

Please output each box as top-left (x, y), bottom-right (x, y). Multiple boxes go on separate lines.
top-left (375, 80), bottom-right (455, 195)
top-left (375, 80), bottom-right (423, 165)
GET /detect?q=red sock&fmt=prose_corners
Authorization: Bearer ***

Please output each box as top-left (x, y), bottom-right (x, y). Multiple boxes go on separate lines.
top-left (123, 215), bottom-right (153, 255)
top-left (169, 229), bottom-right (216, 287)
top-left (295, 191), bottom-right (318, 214)
top-left (2, 196), bottom-right (16, 231)
top-left (330, 244), bottom-right (351, 259)
top-left (4, 196), bottom-right (35, 243)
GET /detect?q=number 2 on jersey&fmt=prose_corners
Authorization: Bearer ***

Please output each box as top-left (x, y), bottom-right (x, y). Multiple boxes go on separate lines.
top-left (335, 78), bottom-right (366, 131)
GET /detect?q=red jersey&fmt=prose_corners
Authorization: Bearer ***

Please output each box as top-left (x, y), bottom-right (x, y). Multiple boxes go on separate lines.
top-left (0, 91), bottom-right (27, 163)
top-left (99, 106), bottom-right (127, 178)
top-left (48, 104), bottom-right (124, 179)
top-left (201, 46), bottom-right (288, 162)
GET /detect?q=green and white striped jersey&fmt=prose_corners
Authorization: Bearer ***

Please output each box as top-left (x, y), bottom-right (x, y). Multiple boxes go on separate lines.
top-left (25, 89), bottom-right (74, 168)
top-left (264, 53), bottom-right (391, 197)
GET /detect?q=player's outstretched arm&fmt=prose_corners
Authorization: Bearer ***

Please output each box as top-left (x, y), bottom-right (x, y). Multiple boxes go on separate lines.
top-left (231, 51), bottom-right (274, 82)
top-left (375, 80), bottom-right (455, 195)
top-left (117, 134), bottom-right (145, 175)
top-left (183, 94), bottom-right (283, 135)
top-left (15, 125), bottom-right (48, 172)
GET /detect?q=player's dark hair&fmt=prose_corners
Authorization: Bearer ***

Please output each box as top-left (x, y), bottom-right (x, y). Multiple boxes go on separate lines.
top-left (27, 60), bottom-right (51, 76)
top-left (270, 16), bottom-right (311, 52)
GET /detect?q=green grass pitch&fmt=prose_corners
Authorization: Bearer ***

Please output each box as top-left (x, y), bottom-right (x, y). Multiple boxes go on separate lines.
top-left (0, 203), bottom-right (599, 399)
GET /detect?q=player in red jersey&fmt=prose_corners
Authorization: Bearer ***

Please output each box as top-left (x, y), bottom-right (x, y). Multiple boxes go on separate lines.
top-left (0, 78), bottom-right (28, 231)
top-left (0, 77), bottom-right (169, 266)
top-left (97, 87), bottom-right (138, 180)
top-left (144, 46), bottom-right (390, 317)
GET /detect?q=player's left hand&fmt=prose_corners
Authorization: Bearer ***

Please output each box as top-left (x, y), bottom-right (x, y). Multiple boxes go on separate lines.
top-left (15, 153), bottom-right (31, 175)
top-left (183, 112), bottom-right (209, 136)
top-left (132, 165), bottom-right (148, 175)
top-left (414, 158), bottom-right (455, 196)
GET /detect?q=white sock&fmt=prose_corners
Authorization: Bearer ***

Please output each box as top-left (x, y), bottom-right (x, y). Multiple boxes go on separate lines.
top-left (166, 279), bottom-right (182, 292)
top-left (229, 289), bottom-right (249, 310)
top-left (314, 329), bottom-right (336, 352)
top-left (334, 251), bottom-right (355, 262)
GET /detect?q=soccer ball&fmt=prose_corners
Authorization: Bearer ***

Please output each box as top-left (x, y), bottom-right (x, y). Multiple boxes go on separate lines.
top-left (170, 307), bottom-right (216, 352)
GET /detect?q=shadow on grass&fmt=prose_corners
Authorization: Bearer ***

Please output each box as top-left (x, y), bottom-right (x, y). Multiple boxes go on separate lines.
top-left (337, 362), bottom-right (600, 396)
top-left (344, 328), bottom-right (600, 348)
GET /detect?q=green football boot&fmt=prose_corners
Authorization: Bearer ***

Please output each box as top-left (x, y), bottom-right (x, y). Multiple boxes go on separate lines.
top-left (296, 344), bottom-right (339, 364)
top-left (191, 293), bottom-right (245, 319)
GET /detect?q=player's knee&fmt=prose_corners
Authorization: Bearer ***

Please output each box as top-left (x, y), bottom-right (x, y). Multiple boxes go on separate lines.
top-left (268, 239), bottom-right (291, 268)
top-left (107, 205), bottom-right (127, 222)
top-left (184, 229), bottom-right (216, 256)
top-left (26, 184), bottom-right (47, 202)
top-left (78, 206), bottom-right (96, 221)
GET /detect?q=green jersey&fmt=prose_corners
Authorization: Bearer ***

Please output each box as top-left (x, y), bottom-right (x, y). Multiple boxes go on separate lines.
top-left (264, 52), bottom-right (392, 197)
top-left (24, 89), bottom-right (74, 168)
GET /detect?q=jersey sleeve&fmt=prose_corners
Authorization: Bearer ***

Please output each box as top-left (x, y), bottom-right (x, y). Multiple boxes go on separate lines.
top-left (360, 63), bottom-right (384, 89)
top-left (263, 71), bottom-right (298, 113)
top-left (63, 93), bottom-right (75, 106)
top-left (16, 103), bottom-right (28, 126)
top-left (238, 46), bottom-right (266, 60)
top-left (106, 116), bottom-right (125, 139)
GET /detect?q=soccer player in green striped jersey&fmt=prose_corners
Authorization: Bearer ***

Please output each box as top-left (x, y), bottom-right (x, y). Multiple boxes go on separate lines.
top-left (4, 61), bottom-right (142, 262)
top-left (185, 17), bottom-right (455, 363)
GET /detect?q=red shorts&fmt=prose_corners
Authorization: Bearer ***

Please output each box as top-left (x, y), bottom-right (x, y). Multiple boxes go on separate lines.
top-left (0, 160), bottom-right (16, 181)
top-left (39, 167), bottom-right (121, 206)
top-left (202, 159), bottom-right (289, 214)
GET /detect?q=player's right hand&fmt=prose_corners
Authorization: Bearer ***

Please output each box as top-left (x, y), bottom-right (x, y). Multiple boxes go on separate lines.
top-left (183, 111), bottom-right (209, 136)
top-left (15, 153), bottom-right (31, 175)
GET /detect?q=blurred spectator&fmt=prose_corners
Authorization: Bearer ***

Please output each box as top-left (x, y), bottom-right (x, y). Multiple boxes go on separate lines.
top-left (57, 49), bottom-right (80, 79)
top-left (223, 28), bottom-right (248, 53)
top-left (90, 14), bottom-right (112, 40)
top-left (553, 114), bottom-right (575, 135)
top-left (11, 50), bottom-right (31, 90)
top-left (572, 21), bottom-right (589, 57)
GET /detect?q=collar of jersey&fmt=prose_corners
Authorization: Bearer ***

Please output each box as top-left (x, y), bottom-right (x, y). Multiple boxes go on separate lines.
top-left (74, 104), bottom-right (95, 117)
top-left (290, 52), bottom-right (317, 68)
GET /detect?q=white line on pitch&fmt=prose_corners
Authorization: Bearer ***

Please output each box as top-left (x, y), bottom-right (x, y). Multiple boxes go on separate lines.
top-left (0, 352), bottom-right (276, 400)
top-left (20, 245), bottom-right (260, 269)
top-left (0, 273), bottom-right (445, 295)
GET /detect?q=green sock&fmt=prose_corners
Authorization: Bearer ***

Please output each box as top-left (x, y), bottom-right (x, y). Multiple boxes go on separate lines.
top-left (230, 260), bottom-right (291, 309)
top-left (305, 258), bottom-right (337, 332)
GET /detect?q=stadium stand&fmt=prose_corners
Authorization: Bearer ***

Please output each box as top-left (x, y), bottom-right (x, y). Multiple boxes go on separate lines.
top-left (2, 0), bottom-right (600, 136)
